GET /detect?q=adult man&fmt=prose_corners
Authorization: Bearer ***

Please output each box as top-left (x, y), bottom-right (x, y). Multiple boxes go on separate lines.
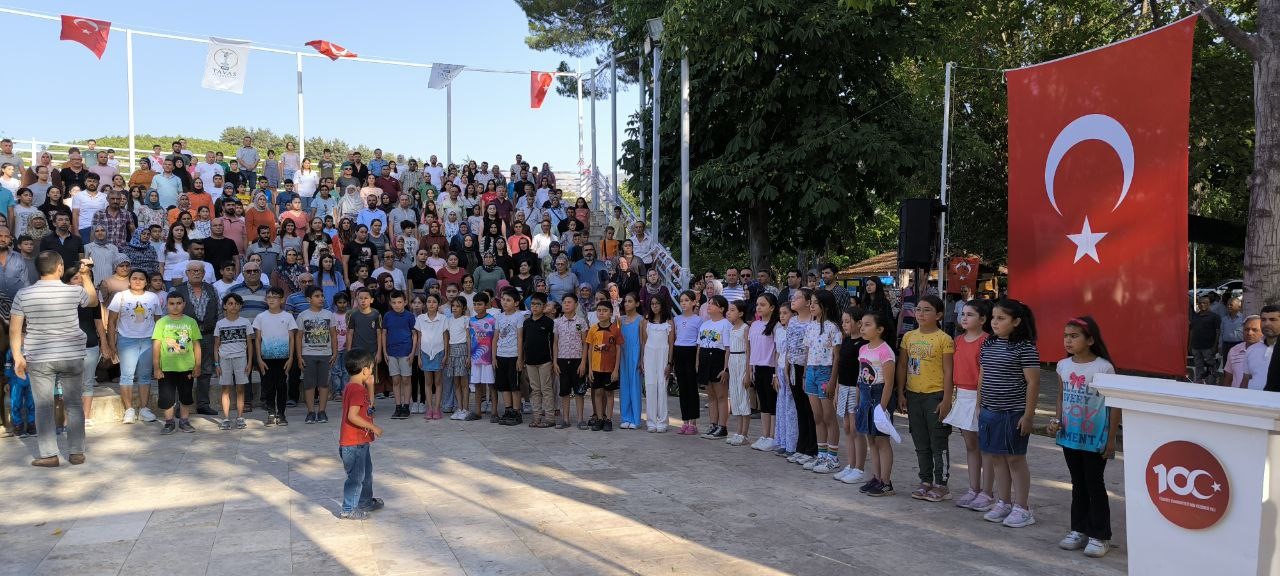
top-left (38, 214), bottom-right (84, 269)
top-left (571, 243), bottom-right (609, 293)
top-left (509, 154), bottom-right (525, 182)
top-left (11, 250), bottom-right (98, 467)
top-left (336, 164), bottom-right (362, 193)
top-left (22, 151), bottom-right (60, 193)
top-left (185, 239), bottom-right (217, 280)
top-left (630, 221), bottom-right (660, 268)
top-left (247, 226), bottom-right (280, 276)
top-left (347, 151), bottom-right (369, 182)
top-left (88, 151), bottom-right (117, 185)
top-left (426, 155), bottom-right (444, 190)
top-left (438, 185), bottom-right (464, 221)
top-left (820, 263), bottom-right (853, 314)
top-left (1241, 305), bottom-right (1280, 392)
top-left (375, 165), bottom-right (401, 202)
top-left (368, 148), bottom-right (387, 179)
top-left (356, 195), bottom-right (387, 232)
top-left (195, 151), bottom-right (224, 193)
top-left (1223, 315), bottom-right (1262, 388)
top-left (168, 140), bottom-right (191, 165)
top-left (544, 189), bottom-right (569, 233)
top-left (217, 202), bottom-right (248, 254)
top-left (70, 173), bottom-right (107, 239)
top-left (236, 136), bottom-right (260, 185)
top-left (401, 158), bottom-right (425, 199)
top-left (174, 260), bottom-right (219, 415)
top-left (59, 148), bottom-right (89, 192)
top-left (388, 194), bottom-right (417, 233)
top-left (150, 158), bottom-right (184, 209)
top-left (721, 268), bottom-right (747, 302)
top-left (0, 139), bottom-right (24, 175)
top-left (756, 269), bottom-right (779, 297)
top-left (0, 225), bottom-right (28, 434)
top-left (1190, 296), bottom-right (1221, 384)
top-left (91, 190), bottom-right (133, 247)
top-left (1220, 296), bottom-right (1246, 354)
top-left (778, 269), bottom-right (803, 305)
top-left (530, 219), bottom-right (556, 259)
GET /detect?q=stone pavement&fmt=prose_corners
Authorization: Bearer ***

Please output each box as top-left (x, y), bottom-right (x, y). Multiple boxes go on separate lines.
top-left (0, 395), bottom-right (1128, 576)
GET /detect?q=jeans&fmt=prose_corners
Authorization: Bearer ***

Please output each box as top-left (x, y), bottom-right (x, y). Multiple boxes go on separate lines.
top-left (117, 336), bottom-right (154, 387)
top-left (906, 390), bottom-right (952, 485)
top-left (329, 351), bottom-right (347, 395)
top-left (339, 443), bottom-right (374, 513)
top-left (1191, 348), bottom-right (1217, 382)
top-left (29, 359), bottom-right (85, 458)
top-left (240, 170), bottom-right (257, 189)
top-left (1063, 446), bottom-right (1112, 540)
top-left (82, 345), bottom-right (101, 398)
top-left (9, 378), bottom-right (33, 426)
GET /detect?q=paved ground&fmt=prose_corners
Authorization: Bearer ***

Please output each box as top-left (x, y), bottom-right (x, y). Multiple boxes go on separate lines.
top-left (0, 393), bottom-right (1128, 576)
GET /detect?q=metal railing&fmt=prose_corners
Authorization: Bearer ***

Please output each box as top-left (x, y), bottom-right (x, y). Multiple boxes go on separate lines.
top-left (589, 167), bottom-right (685, 298)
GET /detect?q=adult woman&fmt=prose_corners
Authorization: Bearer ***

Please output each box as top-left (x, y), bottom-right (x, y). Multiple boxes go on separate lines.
top-left (457, 234), bottom-right (481, 270)
top-left (546, 254), bottom-right (578, 304)
top-left (510, 235), bottom-right (541, 278)
top-left (639, 268), bottom-right (671, 314)
top-left (39, 185), bottom-right (72, 226)
top-left (160, 222), bottom-right (190, 286)
top-left (121, 227), bottom-right (160, 277)
top-left (167, 193), bottom-right (193, 226)
top-left (293, 157), bottom-right (318, 211)
top-left (281, 141), bottom-right (301, 184)
top-left (302, 217), bottom-right (331, 265)
top-left (618, 239), bottom-right (646, 277)
top-left (421, 220), bottom-right (448, 256)
top-left (509, 261), bottom-right (535, 299)
top-left (367, 219), bottom-right (388, 256)
top-left (491, 239), bottom-right (513, 275)
top-left (506, 220), bottom-right (532, 257)
top-left (84, 224), bottom-right (120, 287)
top-left (133, 189), bottom-right (166, 237)
top-left (24, 213), bottom-right (50, 243)
top-left (172, 156), bottom-right (194, 192)
top-left (479, 221), bottom-right (505, 257)
top-left (371, 273), bottom-right (396, 314)
top-left (106, 268), bottom-right (162, 424)
top-left (860, 276), bottom-right (893, 318)
top-left (359, 173), bottom-right (381, 206)
top-left (245, 192), bottom-right (276, 242)
top-left (271, 248), bottom-right (307, 295)
top-left (572, 197), bottom-right (590, 233)
top-left (315, 254), bottom-right (347, 307)
top-left (128, 158), bottom-right (155, 189)
top-left (436, 253), bottom-right (466, 290)
top-left (276, 219), bottom-right (302, 256)
top-left (111, 173), bottom-right (127, 193)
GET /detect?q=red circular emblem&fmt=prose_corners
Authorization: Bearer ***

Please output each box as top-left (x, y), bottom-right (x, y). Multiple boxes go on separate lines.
top-left (1145, 440), bottom-right (1230, 529)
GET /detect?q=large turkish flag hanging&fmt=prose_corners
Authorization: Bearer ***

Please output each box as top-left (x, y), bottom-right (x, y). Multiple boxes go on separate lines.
top-left (1006, 15), bottom-right (1196, 376)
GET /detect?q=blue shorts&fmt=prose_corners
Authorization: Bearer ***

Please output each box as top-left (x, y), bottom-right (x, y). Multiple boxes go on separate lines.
top-left (420, 351), bottom-right (443, 372)
top-left (856, 382), bottom-right (888, 436)
top-left (803, 365), bottom-right (833, 399)
top-left (979, 408), bottom-right (1029, 455)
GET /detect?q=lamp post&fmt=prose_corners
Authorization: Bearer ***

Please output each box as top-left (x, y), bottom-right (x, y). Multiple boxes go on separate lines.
top-left (647, 17), bottom-right (663, 240)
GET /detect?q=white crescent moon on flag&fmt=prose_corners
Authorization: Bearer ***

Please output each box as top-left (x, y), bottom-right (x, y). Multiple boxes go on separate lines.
top-left (73, 18), bottom-right (99, 33)
top-left (1044, 113), bottom-right (1134, 215)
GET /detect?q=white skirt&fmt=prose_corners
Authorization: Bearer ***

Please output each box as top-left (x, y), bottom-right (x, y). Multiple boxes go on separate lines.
top-left (727, 353), bottom-right (751, 416)
top-left (943, 388), bottom-right (979, 432)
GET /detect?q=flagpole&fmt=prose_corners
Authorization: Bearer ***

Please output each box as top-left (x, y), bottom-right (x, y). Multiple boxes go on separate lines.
top-left (937, 61), bottom-right (954, 296)
top-left (680, 55), bottom-right (690, 290)
top-left (446, 83), bottom-right (453, 166)
top-left (296, 52), bottom-right (305, 161)
top-left (577, 72), bottom-right (584, 183)
top-left (651, 42), bottom-right (662, 239)
top-left (590, 70), bottom-right (598, 210)
top-left (126, 29), bottom-right (136, 174)
top-left (637, 52), bottom-right (645, 223)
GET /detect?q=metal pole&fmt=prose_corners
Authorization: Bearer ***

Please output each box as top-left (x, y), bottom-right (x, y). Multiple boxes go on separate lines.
top-left (680, 56), bottom-right (690, 289)
top-left (1192, 243), bottom-right (1198, 295)
top-left (590, 70), bottom-right (598, 209)
top-left (446, 84), bottom-right (452, 166)
top-left (637, 53), bottom-right (646, 222)
top-left (126, 30), bottom-right (136, 174)
top-left (651, 44), bottom-right (662, 239)
top-left (577, 73), bottom-right (584, 175)
top-left (937, 61), bottom-right (954, 296)
top-left (296, 52), bottom-right (305, 161)
top-left (609, 52), bottom-right (617, 213)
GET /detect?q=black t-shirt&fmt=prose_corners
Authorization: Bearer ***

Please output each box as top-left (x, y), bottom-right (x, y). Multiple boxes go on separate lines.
top-left (838, 336), bottom-right (866, 386)
top-left (79, 304), bottom-right (102, 349)
top-left (1190, 311), bottom-right (1220, 349)
top-left (203, 237), bottom-right (239, 270)
top-left (60, 167), bottom-right (89, 191)
top-left (345, 239), bottom-right (375, 276)
top-left (406, 264), bottom-right (436, 293)
top-left (521, 314), bottom-right (556, 365)
top-left (319, 159), bottom-right (336, 179)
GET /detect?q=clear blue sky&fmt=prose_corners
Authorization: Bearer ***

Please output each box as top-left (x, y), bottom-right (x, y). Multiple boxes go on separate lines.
top-left (1, 0), bottom-right (634, 173)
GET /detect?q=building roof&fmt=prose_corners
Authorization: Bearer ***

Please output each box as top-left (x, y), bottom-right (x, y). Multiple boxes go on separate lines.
top-left (837, 251), bottom-right (899, 278)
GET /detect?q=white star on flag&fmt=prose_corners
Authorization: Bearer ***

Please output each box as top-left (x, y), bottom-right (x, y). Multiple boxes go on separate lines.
top-left (1067, 216), bottom-right (1108, 264)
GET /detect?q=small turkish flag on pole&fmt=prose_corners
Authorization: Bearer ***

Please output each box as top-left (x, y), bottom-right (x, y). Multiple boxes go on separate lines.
top-left (1006, 15), bottom-right (1197, 376)
top-left (530, 71), bottom-right (554, 109)
top-left (59, 15), bottom-right (111, 59)
top-left (305, 40), bottom-right (357, 61)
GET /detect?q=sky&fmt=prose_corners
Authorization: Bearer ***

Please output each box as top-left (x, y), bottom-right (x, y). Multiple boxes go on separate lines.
top-left (2, 0), bottom-right (635, 173)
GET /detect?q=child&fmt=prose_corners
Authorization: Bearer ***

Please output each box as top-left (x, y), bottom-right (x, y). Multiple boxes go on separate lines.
top-left (444, 296), bottom-right (474, 420)
top-left (338, 349), bottom-right (384, 520)
top-left (582, 300), bottom-right (622, 431)
top-left (383, 290), bottom-right (415, 419)
top-left (346, 288), bottom-right (384, 405)
top-left (897, 295), bottom-right (955, 501)
top-left (673, 291), bottom-right (704, 435)
top-left (214, 293), bottom-right (254, 430)
top-left (976, 299), bottom-right (1040, 527)
top-left (855, 310), bottom-right (897, 496)
top-left (946, 299), bottom-right (992, 509)
top-left (468, 292), bottom-right (497, 421)
top-left (330, 292), bottom-right (351, 398)
top-left (6, 350), bottom-right (34, 437)
top-left (554, 294), bottom-right (588, 429)
top-left (724, 300), bottom-right (752, 446)
top-left (254, 287), bottom-right (298, 427)
top-left (784, 289), bottom-right (818, 466)
top-left (748, 294), bottom-right (780, 449)
top-left (770, 303), bottom-right (798, 455)
top-left (413, 293), bottom-right (447, 420)
top-left (493, 289), bottom-right (527, 425)
top-left (298, 286), bottom-right (338, 424)
top-left (518, 292), bottom-right (557, 428)
top-left (152, 291), bottom-right (202, 435)
top-left (618, 292), bottom-right (644, 429)
top-left (1049, 316), bottom-right (1117, 557)
top-left (834, 309), bottom-right (868, 483)
top-left (804, 291), bottom-right (843, 474)
top-left (641, 293), bottom-right (674, 433)
top-left (696, 295), bottom-right (731, 439)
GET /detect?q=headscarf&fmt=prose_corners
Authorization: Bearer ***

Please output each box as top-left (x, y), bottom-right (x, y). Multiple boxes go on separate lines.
top-left (24, 213), bottom-right (50, 241)
top-left (122, 227), bottom-right (159, 276)
top-left (275, 249), bottom-right (307, 293)
top-left (91, 224), bottom-right (111, 247)
top-left (143, 189), bottom-right (162, 210)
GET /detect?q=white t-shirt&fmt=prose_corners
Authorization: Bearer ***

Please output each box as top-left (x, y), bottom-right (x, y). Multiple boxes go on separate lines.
top-left (1245, 341), bottom-right (1275, 391)
top-left (294, 170), bottom-right (319, 198)
top-left (415, 312), bottom-right (448, 357)
top-left (253, 310), bottom-right (297, 359)
top-left (194, 162), bottom-right (224, 192)
top-left (444, 315), bottom-right (469, 346)
top-left (804, 320), bottom-right (842, 366)
top-left (214, 317), bottom-right (254, 359)
top-left (73, 190), bottom-right (108, 227)
top-left (425, 166), bottom-right (444, 189)
top-left (697, 318), bottom-right (732, 350)
top-left (374, 266), bottom-right (406, 291)
top-left (108, 290), bottom-right (163, 339)
top-left (494, 310), bottom-right (528, 358)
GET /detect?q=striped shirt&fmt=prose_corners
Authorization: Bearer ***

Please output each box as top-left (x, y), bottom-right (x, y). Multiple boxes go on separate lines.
top-left (228, 282), bottom-right (269, 321)
top-left (978, 337), bottom-right (1040, 411)
top-left (11, 280), bottom-right (90, 363)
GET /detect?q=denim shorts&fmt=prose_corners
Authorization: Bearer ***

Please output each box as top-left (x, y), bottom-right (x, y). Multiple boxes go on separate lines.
top-left (803, 365), bottom-right (833, 399)
top-left (856, 382), bottom-right (887, 436)
top-left (979, 408), bottom-right (1029, 456)
top-left (420, 351), bottom-right (443, 372)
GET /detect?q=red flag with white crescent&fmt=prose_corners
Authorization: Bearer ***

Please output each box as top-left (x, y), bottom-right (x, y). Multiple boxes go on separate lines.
top-left (530, 71), bottom-right (554, 109)
top-left (1006, 15), bottom-right (1196, 376)
top-left (947, 257), bottom-right (980, 295)
top-left (59, 15), bottom-right (111, 59)
top-left (305, 40), bottom-right (357, 60)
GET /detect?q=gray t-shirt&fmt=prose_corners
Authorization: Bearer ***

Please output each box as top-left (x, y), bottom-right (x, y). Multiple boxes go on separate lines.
top-left (236, 146), bottom-right (260, 171)
top-left (11, 280), bottom-right (89, 363)
top-left (297, 308), bottom-right (336, 356)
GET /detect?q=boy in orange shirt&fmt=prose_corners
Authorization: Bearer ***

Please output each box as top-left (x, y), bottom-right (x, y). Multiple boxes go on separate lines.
top-left (581, 301), bottom-right (621, 432)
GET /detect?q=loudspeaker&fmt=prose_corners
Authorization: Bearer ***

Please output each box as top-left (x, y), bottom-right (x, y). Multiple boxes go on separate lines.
top-left (898, 198), bottom-right (937, 270)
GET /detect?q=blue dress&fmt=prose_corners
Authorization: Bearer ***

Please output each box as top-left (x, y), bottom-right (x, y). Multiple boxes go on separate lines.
top-left (619, 315), bottom-right (643, 426)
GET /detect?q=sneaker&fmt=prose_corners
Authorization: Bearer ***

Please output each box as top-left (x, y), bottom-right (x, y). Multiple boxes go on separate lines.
top-left (481, 400), bottom-right (491, 413)
top-left (591, 418), bottom-right (603, 431)
top-left (219, 419), bottom-right (232, 431)
top-left (749, 437), bottom-right (767, 450)
top-left (577, 419), bottom-right (590, 430)
top-left (1059, 531), bottom-right (1087, 551)
top-left (984, 501), bottom-right (1013, 523)
top-left (725, 434), bottom-right (744, 446)
top-left (677, 423), bottom-right (697, 435)
top-left (859, 478), bottom-right (882, 493)
top-left (1083, 538), bottom-right (1109, 558)
top-left (700, 425), bottom-right (720, 439)
top-left (911, 483), bottom-right (933, 500)
top-left (812, 459), bottom-right (841, 474)
top-left (802, 457), bottom-right (820, 470)
top-left (450, 410), bottom-right (466, 421)
top-left (358, 497), bottom-right (385, 512)
top-left (277, 414), bottom-right (289, 426)
top-left (713, 426), bottom-right (728, 438)
top-left (178, 420), bottom-right (195, 433)
top-left (464, 411), bottom-right (481, 421)
top-left (235, 418), bottom-right (247, 429)
top-left (160, 421), bottom-right (177, 435)
top-left (139, 407), bottom-right (157, 422)
top-left (955, 489), bottom-right (979, 509)
top-left (969, 492), bottom-right (995, 512)
top-left (375, 392), bottom-right (387, 400)
top-left (619, 422), bottom-right (633, 430)
top-left (490, 411), bottom-right (501, 424)
top-left (286, 400), bottom-right (297, 407)
top-left (774, 447), bottom-right (791, 457)
top-left (602, 419), bottom-right (614, 432)
top-left (654, 426), bottom-right (668, 433)
top-left (339, 509), bottom-right (370, 520)
top-left (839, 468), bottom-right (866, 485)
top-left (868, 482), bottom-right (895, 497)
top-left (317, 411), bottom-right (329, 423)
top-left (1002, 505), bottom-right (1035, 528)
top-left (795, 454), bottom-right (816, 467)
top-left (305, 412), bottom-right (316, 424)
top-left (833, 466), bottom-right (852, 481)
top-left (122, 408), bottom-right (137, 424)
top-left (786, 452), bottom-right (804, 463)
top-left (521, 400), bottom-right (532, 414)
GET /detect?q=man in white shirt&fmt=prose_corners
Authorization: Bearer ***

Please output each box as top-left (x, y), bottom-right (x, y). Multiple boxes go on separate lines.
top-left (509, 154), bottom-right (524, 180)
top-left (530, 219), bottom-right (556, 259)
top-left (1241, 306), bottom-right (1280, 391)
top-left (236, 136), bottom-right (260, 186)
top-left (72, 174), bottom-right (108, 239)
top-left (194, 151), bottom-right (224, 192)
top-left (1223, 315), bottom-right (1261, 388)
top-left (630, 221), bottom-right (660, 267)
top-left (425, 155), bottom-right (444, 190)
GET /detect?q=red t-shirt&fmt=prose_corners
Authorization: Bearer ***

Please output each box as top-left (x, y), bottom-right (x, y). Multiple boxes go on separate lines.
top-left (339, 382), bottom-right (375, 446)
top-left (953, 332), bottom-right (988, 391)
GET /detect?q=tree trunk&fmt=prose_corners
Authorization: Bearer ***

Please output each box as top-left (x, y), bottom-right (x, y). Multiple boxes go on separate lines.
top-left (1244, 3), bottom-right (1280, 315)
top-left (746, 203), bottom-right (771, 273)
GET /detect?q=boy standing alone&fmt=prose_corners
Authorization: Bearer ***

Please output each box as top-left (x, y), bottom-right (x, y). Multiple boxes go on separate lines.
top-left (338, 350), bottom-right (384, 520)
top-left (152, 292), bottom-right (202, 435)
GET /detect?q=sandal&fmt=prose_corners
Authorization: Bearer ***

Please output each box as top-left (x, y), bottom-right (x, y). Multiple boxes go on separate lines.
top-left (924, 486), bottom-right (952, 502)
top-left (536, 421), bottom-right (556, 428)
top-left (910, 483), bottom-right (933, 500)
top-left (527, 418), bottom-right (541, 428)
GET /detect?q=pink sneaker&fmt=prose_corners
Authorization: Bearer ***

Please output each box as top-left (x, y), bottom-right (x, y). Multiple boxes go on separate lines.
top-left (678, 423), bottom-right (697, 435)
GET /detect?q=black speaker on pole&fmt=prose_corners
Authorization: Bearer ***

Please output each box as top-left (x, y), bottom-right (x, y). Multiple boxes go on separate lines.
top-left (898, 198), bottom-right (938, 270)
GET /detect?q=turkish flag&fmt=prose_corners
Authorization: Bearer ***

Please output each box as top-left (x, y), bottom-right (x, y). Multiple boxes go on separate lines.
top-left (947, 257), bottom-right (980, 295)
top-left (59, 15), bottom-right (111, 59)
top-left (1006, 15), bottom-right (1196, 376)
top-left (305, 40), bottom-right (357, 61)
top-left (530, 71), bottom-right (554, 109)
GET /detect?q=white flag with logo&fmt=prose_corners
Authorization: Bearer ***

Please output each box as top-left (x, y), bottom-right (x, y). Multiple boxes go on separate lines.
top-left (201, 37), bottom-right (251, 94)
top-left (428, 63), bottom-right (465, 89)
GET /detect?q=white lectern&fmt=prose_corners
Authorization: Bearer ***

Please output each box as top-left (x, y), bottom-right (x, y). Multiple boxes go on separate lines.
top-left (1092, 374), bottom-right (1280, 576)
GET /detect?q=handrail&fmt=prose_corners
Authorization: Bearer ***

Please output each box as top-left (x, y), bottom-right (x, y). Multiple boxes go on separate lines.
top-left (591, 168), bottom-right (684, 298)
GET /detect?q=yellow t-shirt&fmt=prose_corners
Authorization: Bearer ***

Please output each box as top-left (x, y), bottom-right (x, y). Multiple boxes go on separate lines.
top-left (903, 329), bottom-right (955, 394)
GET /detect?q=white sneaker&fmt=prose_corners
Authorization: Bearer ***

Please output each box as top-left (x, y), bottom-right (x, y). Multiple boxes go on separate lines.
top-left (794, 454), bottom-right (814, 466)
top-left (1001, 505), bottom-right (1035, 528)
top-left (833, 465), bottom-right (852, 481)
top-left (726, 434), bottom-right (745, 446)
top-left (984, 501), bottom-right (1013, 523)
top-left (749, 437), bottom-right (766, 450)
top-left (1083, 538), bottom-right (1109, 558)
top-left (786, 452), bottom-right (804, 463)
top-left (758, 437), bottom-right (776, 451)
top-left (481, 400), bottom-right (491, 413)
top-left (122, 408), bottom-right (137, 424)
top-left (139, 407), bottom-right (157, 422)
top-left (802, 457), bottom-right (819, 470)
top-left (1059, 531), bottom-right (1087, 550)
top-left (449, 410), bottom-right (466, 421)
top-left (812, 458), bottom-right (840, 474)
top-left (840, 468), bottom-right (866, 484)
